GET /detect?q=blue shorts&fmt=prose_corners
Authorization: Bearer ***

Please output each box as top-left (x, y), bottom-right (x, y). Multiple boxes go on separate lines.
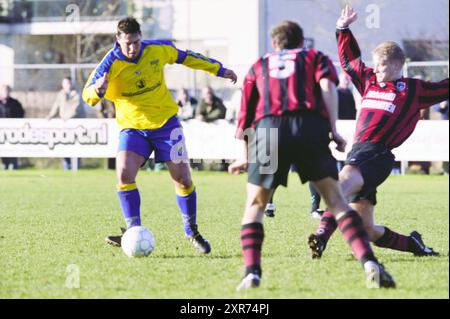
top-left (118, 116), bottom-right (189, 163)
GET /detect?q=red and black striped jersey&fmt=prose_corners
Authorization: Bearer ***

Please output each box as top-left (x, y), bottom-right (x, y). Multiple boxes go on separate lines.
top-left (236, 48), bottom-right (338, 138)
top-left (337, 28), bottom-right (449, 149)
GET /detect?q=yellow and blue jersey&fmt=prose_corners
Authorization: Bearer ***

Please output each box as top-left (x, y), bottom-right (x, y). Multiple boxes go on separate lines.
top-left (83, 40), bottom-right (226, 129)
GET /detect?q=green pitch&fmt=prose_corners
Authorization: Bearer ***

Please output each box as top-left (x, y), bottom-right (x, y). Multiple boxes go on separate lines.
top-left (0, 169), bottom-right (448, 298)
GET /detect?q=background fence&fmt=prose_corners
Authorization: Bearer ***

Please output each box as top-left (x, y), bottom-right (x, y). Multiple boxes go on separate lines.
top-left (4, 60), bottom-right (449, 119)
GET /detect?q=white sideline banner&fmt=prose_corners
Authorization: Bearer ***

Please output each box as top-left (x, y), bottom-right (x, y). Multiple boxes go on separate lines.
top-left (330, 120), bottom-right (449, 161)
top-left (0, 119), bottom-right (448, 161)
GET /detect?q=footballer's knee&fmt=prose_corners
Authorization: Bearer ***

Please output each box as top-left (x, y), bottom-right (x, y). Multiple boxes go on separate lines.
top-left (339, 166), bottom-right (363, 194)
top-left (117, 169), bottom-right (135, 185)
top-left (171, 172), bottom-right (192, 189)
top-left (242, 196), bottom-right (266, 224)
top-left (246, 190), bottom-right (271, 211)
top-left (248, 197), bottom-right (266, 210)
top-left (175, 179), bottom-right (193, 191)
top-left (116, 163), bottom-right (139, 184)
top-left (322, 193), bottom-right (349, 216)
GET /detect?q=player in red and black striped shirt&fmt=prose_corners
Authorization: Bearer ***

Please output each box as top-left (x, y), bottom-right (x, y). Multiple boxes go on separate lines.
top-left (309, 5), bottom-right (448, 261)
top-left (229, 20), bottom-right (395, 290)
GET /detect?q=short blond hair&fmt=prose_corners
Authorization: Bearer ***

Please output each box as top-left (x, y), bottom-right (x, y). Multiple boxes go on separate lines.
top-left (372, 41), bottom-right (406, 66)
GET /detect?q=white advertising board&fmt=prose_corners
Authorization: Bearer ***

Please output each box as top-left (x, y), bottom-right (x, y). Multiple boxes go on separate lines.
top-left (0, 119), bottom-right (448, 161)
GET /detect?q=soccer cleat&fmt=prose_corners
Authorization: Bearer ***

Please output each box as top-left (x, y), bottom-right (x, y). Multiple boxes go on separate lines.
top-left (264, 203), bottom-right (276, 218)
top-left (310, 209), bottom-right (325, 220)
top-left (308, 233), bottom-right (326, 259)
top-left (105, 227), bottom-right (127, 247)
top-left (236, 273), bottom-right (261, 291)
top-left (364, 261), bottom-right (396, 289)
top-left (187, 225), bottom-right (211, 254)
top-left (410, 231), bottom-right (439, 257)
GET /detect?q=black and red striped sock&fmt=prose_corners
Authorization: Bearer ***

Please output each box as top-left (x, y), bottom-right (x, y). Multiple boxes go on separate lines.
top-left (374, 226), bottom-right (411, 252)
top-left (337, 210), bottom-right (377, 265)
top-left (241, 222), bottom-right (264, 276)
top-left (316, 210), bottom-right (338, 244)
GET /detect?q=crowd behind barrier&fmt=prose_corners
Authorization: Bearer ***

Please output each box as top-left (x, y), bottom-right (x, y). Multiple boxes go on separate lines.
top-left (0, 62), bottom-right (448, 173)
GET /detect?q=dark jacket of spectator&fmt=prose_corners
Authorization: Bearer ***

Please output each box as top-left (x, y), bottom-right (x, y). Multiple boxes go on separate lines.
top-left (196, 87), bottom-right (226, 122)
top-left (338, 88), bottom-right (356, 119)
top-left (0, 84), bottom-right (25, 119)
top-left (0, 96), bottom-right (25, 118)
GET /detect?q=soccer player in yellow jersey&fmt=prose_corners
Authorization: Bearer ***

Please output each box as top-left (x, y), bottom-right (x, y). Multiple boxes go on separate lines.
top-left (83, 17), bottom-right (237, 254)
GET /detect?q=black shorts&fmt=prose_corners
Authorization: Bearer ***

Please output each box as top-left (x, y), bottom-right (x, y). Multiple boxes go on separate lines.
top-left (345, 142), bottom-right (395, 205)
top-left (247, 113), bottom-right (338, 189)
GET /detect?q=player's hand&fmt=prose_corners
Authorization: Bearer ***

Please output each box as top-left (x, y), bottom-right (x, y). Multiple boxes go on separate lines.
top-left (337, 4), bottom-right (358, 28)
top-left (223, 69), bottom-right (237, 84)
top-left (95, 72), bottom-right (108, 96)
top-left (228, 159), bottom-right (248, 174)
top-left (331, 131), bottom-right (347, 152)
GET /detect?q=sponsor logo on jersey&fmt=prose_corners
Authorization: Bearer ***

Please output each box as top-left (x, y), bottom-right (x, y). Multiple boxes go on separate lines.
top-left (365, 90), bottom-right (396, 101)
top-left (136, 79), bottom-right (146, 89)
top-left (361, 99), bottom-right (397, 113)
top-left (122, 81), bottom-right (161, 97)
top-left (396, 81), bottom-right (406, 91)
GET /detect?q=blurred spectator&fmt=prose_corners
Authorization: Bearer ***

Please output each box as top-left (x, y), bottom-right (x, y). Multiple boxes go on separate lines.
top-left (0, 84), bottom-right (24, 118)
top-left (225, 89), bottom-right (241, 124)
top-left (337, 73), bottom-right (356, 119)
top-left (195, 86), bottom-right (226, 122)
top-left (420, 107), bottom-right (430, 120)
top-left (47, 77), bottom-right (86, 120)
top-left (176, 88), bottom-right (197, 120)
top-left (434, 99), bottom-right (449, 120)
top-left (0, 84), bottom-right (25, 170)
top-left (47, 77), bottom-right (85, 170)
top-left (12, 0), bottom-right (32, 22)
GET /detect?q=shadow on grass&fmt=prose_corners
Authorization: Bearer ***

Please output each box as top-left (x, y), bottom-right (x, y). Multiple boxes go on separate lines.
top-left (156, 253), bottom-right (241, 259)
top-left (382, 252), bottom-right (449, 263)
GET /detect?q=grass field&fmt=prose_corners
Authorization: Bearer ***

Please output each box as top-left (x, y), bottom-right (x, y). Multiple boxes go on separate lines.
top-left (0, 169), bottom-right (448, 299)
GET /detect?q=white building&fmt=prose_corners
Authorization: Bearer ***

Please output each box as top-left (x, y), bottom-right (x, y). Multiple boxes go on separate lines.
top-left (0, 0), bottom-right (448, 112)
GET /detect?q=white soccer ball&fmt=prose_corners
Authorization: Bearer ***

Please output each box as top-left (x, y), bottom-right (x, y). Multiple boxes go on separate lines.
top-left (121, 226), bottom-right (155, 257)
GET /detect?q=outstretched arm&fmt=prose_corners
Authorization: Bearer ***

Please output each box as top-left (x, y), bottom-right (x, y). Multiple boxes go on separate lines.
top-left (418, 78), bottom-right (450, 109)
top-left (229, 66), bottom-right (259, 174)
top-left (337, 4), bottom-right (358, 28)
top-left (336, 5), bottom-right (373, 94)
top-left (228, 140), bottom-right (248, 174)
top-left (222, 68), bottom-right (238, 84)
top-left (175, 48), bottom-right (237, 83)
